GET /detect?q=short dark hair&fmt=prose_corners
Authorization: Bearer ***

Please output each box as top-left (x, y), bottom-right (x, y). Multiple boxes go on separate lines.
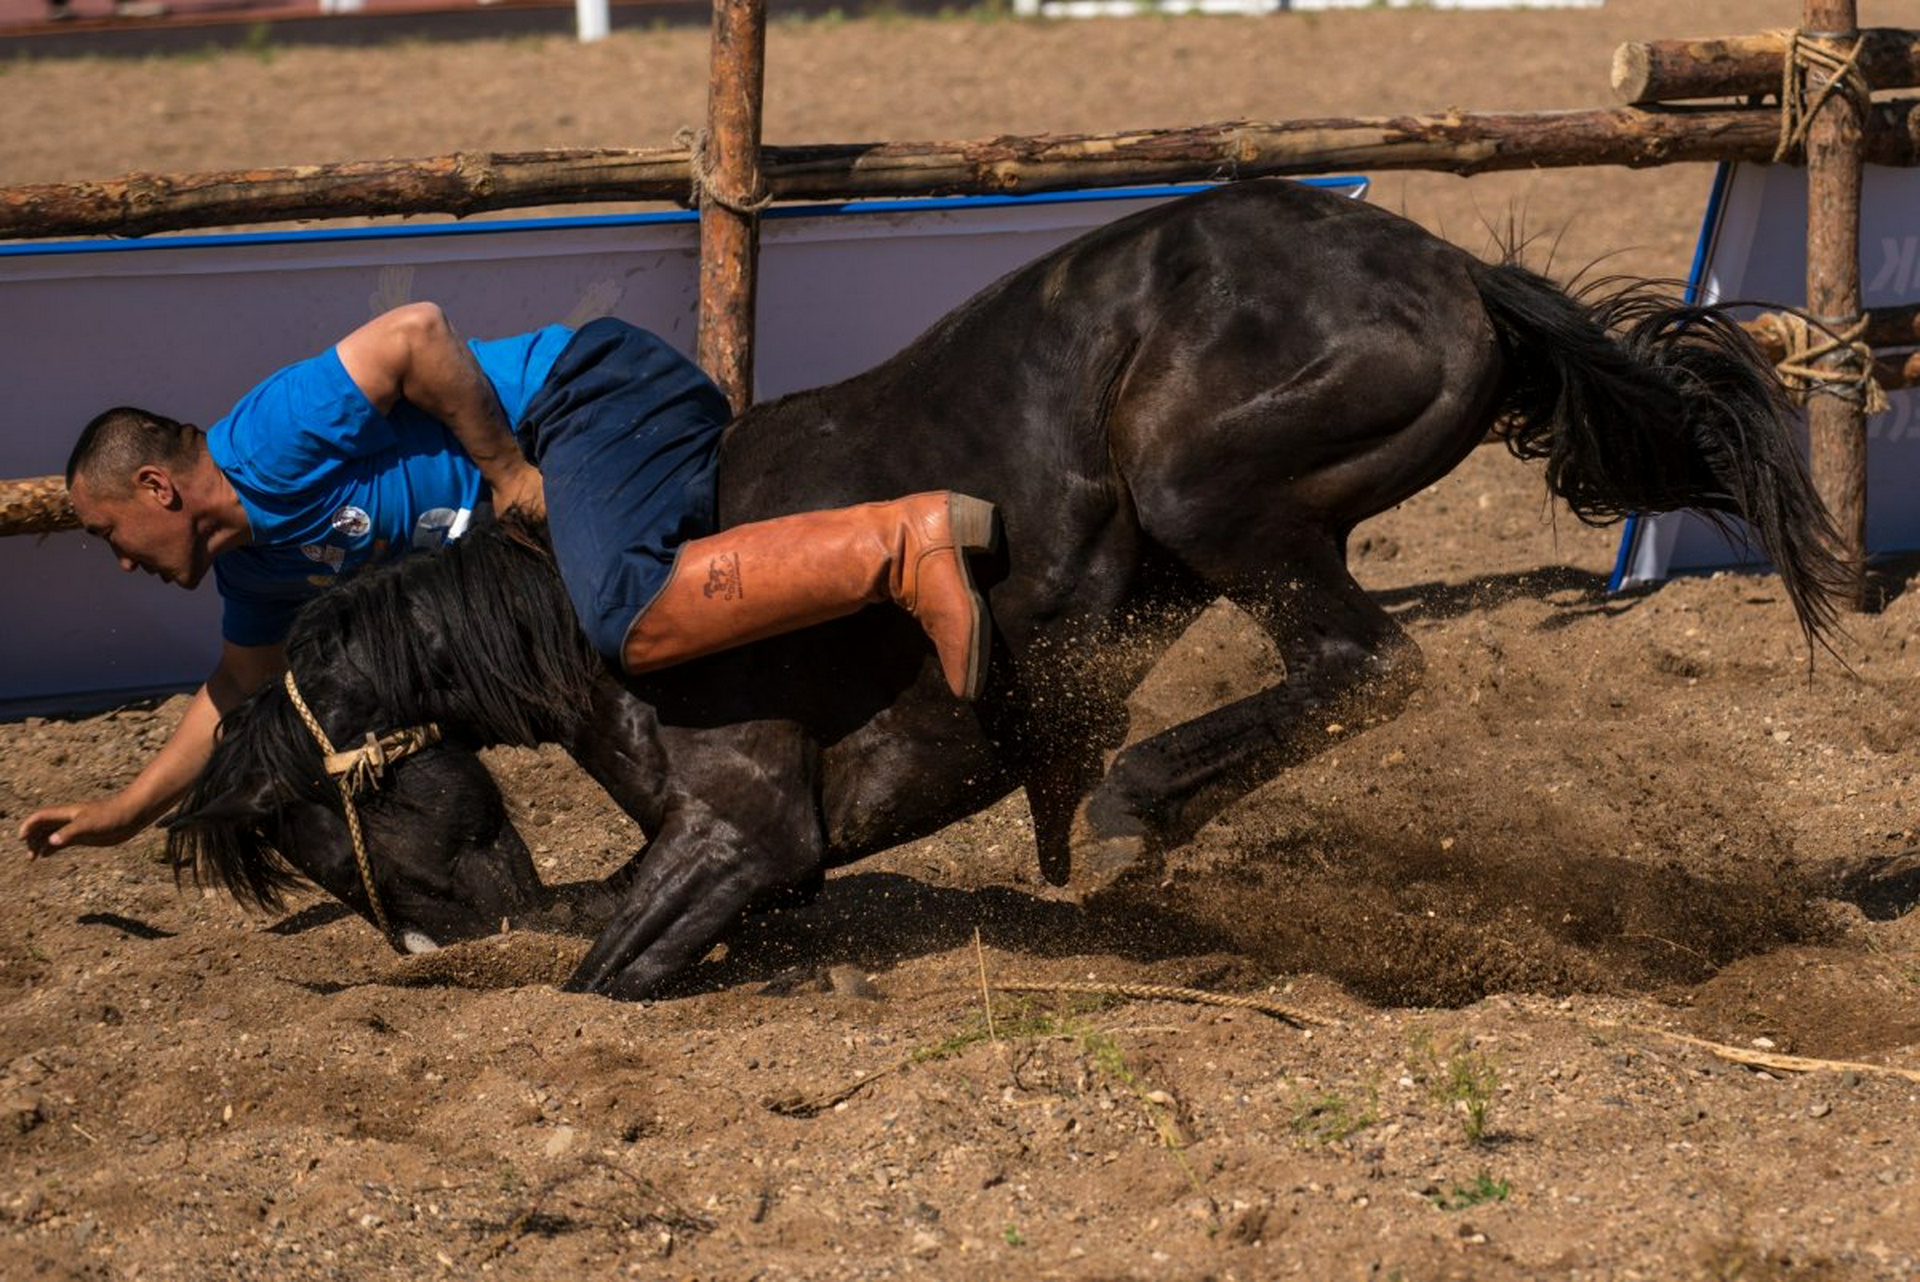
top-left (67, 407), bottom-right (202, 494)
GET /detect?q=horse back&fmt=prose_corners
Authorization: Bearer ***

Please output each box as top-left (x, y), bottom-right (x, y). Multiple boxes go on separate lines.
top-left (719, 179), bottom-right (1497, 598)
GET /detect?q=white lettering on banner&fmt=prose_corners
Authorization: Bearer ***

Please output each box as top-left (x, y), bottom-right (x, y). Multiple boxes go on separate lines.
top-left (369, 264), bottom-right (416, 317)
top-left (1868, 236), bottom-right (1920, 300)
top-left (564, 279), bottom-right (625, 328)
top-left (1868, 392), bottom-right (1920, 443)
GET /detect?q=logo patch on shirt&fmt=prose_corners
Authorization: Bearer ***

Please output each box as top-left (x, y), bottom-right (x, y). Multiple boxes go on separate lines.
top-left (412, 506), bottom-right (471, 551)
top-left (301, 543), bottom-right (347, 571)
top-left (330, 505), bottom-right (372, 539)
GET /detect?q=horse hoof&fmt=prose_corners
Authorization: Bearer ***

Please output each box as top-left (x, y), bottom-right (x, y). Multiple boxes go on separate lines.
top-left (1067, 795), bottom-right (1156, 902)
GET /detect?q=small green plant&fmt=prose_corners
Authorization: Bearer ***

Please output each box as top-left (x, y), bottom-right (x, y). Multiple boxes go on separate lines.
top-left (1287, 1082), bottom-right (1380, 1146)
top-left (1431, 1172), bottom-right (1510, 1211)
top-left (1081, 1030), bottom-right (1189, 1150)
top-left (1002, 1224), bottom-right (1026, 1247)
top-left (1078, 1028), bottom-right (1211, 1213)
top-left (1410, 1031), bottom-right (1499, 1144)
top-left (1081, 1029), bottom-right (1134, 1087)
top-left (926, 987), bottom-right (1209, 1209)
top-left (912, 999), bottom-right (1091, 1063)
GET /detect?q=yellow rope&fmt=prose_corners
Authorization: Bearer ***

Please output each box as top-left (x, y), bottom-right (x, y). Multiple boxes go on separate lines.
top-left (280, 671), bottom-right (403, 940)
top-left (1772, 27), bottom-right (1873, 164)
top-left (674, 125), bottom-right (773, 217)
top-left (322, 724), bottom-right (444, 796)
top-left (1751, 310), bottom-right (1890, 415)
top-left (992, 980), bottom-right (1342, 1029)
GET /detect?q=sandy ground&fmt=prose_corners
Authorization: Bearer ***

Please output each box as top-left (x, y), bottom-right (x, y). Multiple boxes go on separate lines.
top-left (5, 2), bottom-right (1920, 1279)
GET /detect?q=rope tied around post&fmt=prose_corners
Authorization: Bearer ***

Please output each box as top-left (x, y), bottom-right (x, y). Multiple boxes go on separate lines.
top-left (676, 125), bottom-right (773, 217)
top-left (1772, 26), bottom-right (1874, 163)
top-left (1750, 310), bottom-right (1890, 415)
top-left (281, 669), bottom-right (442, 945)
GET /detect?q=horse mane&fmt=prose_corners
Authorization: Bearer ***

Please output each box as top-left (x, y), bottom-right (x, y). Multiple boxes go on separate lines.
top-left (285, 513), bottom-right (602, 747)
top-left (167, 514), bottom-right (602, 909)
top-left (166, 685), bottom-right (333, 911)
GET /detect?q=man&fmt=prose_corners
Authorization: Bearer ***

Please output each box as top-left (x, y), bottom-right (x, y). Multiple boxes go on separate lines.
top-left (18, 302), bottom-right (991, 856)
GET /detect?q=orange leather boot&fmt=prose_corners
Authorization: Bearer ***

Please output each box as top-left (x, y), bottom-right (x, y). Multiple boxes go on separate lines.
top-left (622, 492), bottom-right (997, 699)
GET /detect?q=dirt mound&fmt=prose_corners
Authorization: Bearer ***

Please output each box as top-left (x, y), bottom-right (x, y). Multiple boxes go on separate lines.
top-left (1144, 815), bottom-right (1838, 1008)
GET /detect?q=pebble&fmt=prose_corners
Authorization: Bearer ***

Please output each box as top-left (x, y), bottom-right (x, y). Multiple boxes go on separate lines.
top-left (1809, 1101), bottom-right (1832, 1119)
top-left (826, 966), bottom-right (881, 1000)
top-left (543, 1125), bottom-right (577, 1158)
top-left (4, 1094), bottom-right (45, 1135)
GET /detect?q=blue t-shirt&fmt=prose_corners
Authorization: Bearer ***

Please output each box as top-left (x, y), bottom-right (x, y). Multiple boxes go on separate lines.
top-left (208, 325), bottom-right (572, 646)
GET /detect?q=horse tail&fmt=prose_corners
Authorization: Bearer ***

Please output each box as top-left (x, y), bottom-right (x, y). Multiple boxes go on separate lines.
top-left (165, 683), bottom-right (326, 912)
top-left (1470, 258), bottom-right (1852, 649)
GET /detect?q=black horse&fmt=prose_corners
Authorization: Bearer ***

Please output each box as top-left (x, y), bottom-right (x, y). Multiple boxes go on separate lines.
top-left (166, 178), bottom-right (1849, 999)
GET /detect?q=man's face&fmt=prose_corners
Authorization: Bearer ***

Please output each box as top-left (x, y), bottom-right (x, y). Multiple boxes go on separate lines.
top-left (70, 467), bottom-right (211, 590)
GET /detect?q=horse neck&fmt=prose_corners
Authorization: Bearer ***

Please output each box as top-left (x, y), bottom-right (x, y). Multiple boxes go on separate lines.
top-left (294, 530), bottom-right (599, 751)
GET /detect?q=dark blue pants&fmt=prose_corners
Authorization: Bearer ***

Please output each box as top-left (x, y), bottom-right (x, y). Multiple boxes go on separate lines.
top-left (516, 320), bottom-right (732, 665)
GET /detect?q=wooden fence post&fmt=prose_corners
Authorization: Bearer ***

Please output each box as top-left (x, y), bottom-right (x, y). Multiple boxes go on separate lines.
top-left (1803, 0), bottom-right (1870, 606)
top-left (697, 0), bottom-right (769, 416)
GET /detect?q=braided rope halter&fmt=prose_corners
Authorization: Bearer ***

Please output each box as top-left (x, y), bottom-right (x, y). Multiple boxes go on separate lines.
top-left (280, 669), bottom-right (442, 945)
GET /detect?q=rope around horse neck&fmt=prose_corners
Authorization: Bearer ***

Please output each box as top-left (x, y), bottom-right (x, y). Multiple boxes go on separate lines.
top-left (281, 669), bottom-right (442, 946)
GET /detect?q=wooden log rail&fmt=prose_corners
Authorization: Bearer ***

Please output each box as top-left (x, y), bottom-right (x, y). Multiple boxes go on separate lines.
top-left (1614, 28), bottom-right (1920, 104)
top-left (9, 101), bottom-right (1920, 242)
top-left (0, 477), bottom-right (76, 537)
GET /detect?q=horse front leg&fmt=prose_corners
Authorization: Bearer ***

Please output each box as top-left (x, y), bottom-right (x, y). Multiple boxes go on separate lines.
top-left (562, 723), bottom-right (824, 1000)
top-left (1069, 557), bottom-right (1421, 897)
top-left (560, 816), bottom-right (793, 999)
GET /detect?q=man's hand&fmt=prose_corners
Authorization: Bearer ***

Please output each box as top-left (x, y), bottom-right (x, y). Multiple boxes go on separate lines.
top-left (18, 797), bottom-right (148, 858)
top-left (490, 461), bottom-right (547, 523)
top-left (16, 642), bottom-right (282, 860)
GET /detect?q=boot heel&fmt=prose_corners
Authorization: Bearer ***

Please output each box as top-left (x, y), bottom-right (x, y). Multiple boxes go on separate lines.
top-left (945, 493), bottom-right (998, 553)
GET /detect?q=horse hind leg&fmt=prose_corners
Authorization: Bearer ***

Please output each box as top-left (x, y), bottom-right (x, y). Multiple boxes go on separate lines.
top-left (1068, 546), bottom-right (1422, 898)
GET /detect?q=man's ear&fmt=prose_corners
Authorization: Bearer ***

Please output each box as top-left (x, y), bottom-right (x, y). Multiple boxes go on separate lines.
top-left (133, 463), bottom-right (180, 508)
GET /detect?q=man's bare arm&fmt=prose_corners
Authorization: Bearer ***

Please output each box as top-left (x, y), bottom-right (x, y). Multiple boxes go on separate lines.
top-left (334, 301), bottom-right (546, 519)
top-left (16, 639), bottom-right (286, 856)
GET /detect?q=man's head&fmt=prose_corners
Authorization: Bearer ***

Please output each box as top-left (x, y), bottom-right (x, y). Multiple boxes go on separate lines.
top-left (67, 407), bottom-right (223, 590)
